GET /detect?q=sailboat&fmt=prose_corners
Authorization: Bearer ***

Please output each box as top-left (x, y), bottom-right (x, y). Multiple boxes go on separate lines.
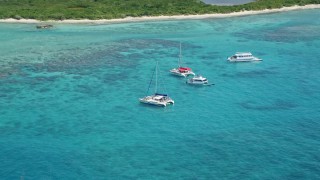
top-left (139, 62), bottom-right (174, 107)
top-left (170, 42), bottom-right (195, 77)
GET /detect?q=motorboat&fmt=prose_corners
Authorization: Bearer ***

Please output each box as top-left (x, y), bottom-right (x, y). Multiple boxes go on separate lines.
top-left (186, 75), bottom-right (209, 85)
top-left (170, 43), bottom-right (195, 77)
top-left (227, 52), bottom-right (262, 62)
top-left (140, 62), bottom-right (174, 107)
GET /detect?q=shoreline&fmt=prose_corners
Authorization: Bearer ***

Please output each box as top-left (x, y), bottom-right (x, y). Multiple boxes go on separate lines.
top-left (0, 4), bottom-right (319, 24)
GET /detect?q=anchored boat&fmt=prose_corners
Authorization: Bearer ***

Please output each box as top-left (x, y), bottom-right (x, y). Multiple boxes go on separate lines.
top-left (227, 52), bottom-right (262, 62)
top-left (170, 43), bottom-right (195, 77)
top-left (140, 62), bottom-right (174, 107)
top-left (186, 75), bottom-right (210, 85)
top-left (36, 24), bottom-right (53, 29)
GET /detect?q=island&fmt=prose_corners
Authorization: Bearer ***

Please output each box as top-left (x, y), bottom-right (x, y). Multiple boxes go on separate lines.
top-left (0, 0), bottom-right (319, 22)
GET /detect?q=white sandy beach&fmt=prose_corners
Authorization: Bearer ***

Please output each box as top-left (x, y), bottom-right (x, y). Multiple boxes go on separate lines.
top-left (0, 4), bottom-right (319, 24)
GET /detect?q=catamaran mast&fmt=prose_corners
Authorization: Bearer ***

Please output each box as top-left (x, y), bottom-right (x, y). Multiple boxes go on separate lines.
top-left (178, 42), bottom-right (182, 67)
top-left (155, 61), bottom-right (158, 94)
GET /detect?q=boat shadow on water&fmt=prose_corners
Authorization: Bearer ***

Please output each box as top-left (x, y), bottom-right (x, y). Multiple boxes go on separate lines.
top-left (138, 102), bottom-right (173, 107)
top-left (138, 102), bottom-right (175, 112)
top-left (185, 82), bottom-right (215, 87)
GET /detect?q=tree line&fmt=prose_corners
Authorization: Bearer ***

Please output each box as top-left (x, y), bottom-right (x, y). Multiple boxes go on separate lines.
top-left (0, 0), bottom-right (319, 20)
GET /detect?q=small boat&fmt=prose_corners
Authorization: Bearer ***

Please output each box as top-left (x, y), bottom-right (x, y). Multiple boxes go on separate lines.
top-left (140, 62), bottom-right (174, 107)
top-left (186, 75), bottom-right (210, 85)
top-left (170, 67), bottom-right (195, 77)
top-left (170, 43), bottom-right (195, 77)
top-left (227, 52), bottom-right (262, 62)
top-left (139, 93), bottom-right (174, 107)
top-left (36, 24), bottom-right (53, 29)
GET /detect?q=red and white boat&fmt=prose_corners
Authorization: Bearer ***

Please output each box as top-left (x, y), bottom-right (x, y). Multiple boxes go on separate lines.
top-left (170, 67), bottom-right (195, 77)
top-left (170, 43), bottom-right (195, 77)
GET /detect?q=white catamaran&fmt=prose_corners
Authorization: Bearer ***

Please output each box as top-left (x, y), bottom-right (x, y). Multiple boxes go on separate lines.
top-left (170, 43), bottom-right (195, 77)
top-left (140, 62), bottom-right (174, 107)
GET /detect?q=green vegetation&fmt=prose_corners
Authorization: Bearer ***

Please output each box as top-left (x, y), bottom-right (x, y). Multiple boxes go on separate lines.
top-left (0, 0), bottom-right (319, 20)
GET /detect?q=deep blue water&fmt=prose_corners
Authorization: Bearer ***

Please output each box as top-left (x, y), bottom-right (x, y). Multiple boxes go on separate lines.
top-left (0, 9), bottom-right (320, 179)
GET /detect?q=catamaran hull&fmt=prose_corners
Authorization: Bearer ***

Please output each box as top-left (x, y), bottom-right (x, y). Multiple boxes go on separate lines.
top-left (227, 57), bottom-right (262, 62)
top-left (170, 69), bottom-right (195, 77)
top-left (186, 80), bottom-right (209, 85)
top-left (139, 99), bottom-right (174, 107)
top-left (170, 71), bottom-right (187, 77)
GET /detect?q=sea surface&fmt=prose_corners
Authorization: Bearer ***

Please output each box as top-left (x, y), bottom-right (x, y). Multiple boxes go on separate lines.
top-left (0, 9), bottom-right (320, 179)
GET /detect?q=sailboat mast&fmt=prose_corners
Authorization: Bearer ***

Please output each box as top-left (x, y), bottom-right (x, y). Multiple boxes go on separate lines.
top-left (178, 42), bottom-right (182, 67)
top-left (155, 61), bottom-right (158, 94)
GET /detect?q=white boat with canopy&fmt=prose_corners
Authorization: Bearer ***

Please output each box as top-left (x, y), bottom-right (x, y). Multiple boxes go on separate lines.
top-left (186, 75), bottom-right (210, 85)
top-left (227, 52), bottom-right (262, 62)
top-left (140, 62), bottom-right (174, 107)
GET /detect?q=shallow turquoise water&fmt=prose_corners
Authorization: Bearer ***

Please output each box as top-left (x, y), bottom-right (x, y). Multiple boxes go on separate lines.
top-left (0, 9), bottom-right (320, 179)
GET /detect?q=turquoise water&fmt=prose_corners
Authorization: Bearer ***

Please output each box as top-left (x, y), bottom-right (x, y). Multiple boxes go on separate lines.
top-left (1, 9), bottom-right (320, 179)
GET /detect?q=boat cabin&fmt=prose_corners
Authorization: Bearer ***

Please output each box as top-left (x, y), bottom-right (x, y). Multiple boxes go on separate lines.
top-left (233, 52), bottom-right (253, 59)
top-left (154, 93), bottom-right (169, 101)
top-left (178, 67), bottom-right (192, 73)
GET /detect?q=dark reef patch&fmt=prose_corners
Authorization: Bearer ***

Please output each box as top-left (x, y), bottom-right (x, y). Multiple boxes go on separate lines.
top-left (2, 39), bottom-right (200, 81)
top-left (221, 70), bottom-right (275, 78)
top-left (234, 25), bottom-right (320, 43)
top-left (239, 100), bottom-right (297, 111)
